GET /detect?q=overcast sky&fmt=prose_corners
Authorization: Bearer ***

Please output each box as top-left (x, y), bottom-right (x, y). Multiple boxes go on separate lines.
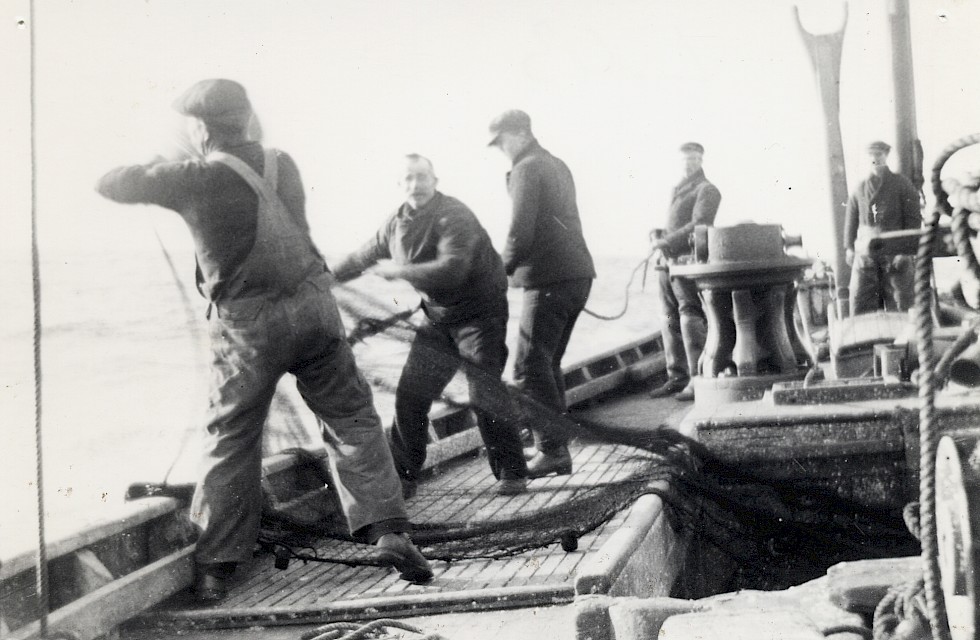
top-left (3, 0), bottom-right (979, 271)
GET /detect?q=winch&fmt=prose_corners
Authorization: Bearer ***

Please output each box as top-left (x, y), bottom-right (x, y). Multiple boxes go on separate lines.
top-left (671, 222), bottom-right (813, 405)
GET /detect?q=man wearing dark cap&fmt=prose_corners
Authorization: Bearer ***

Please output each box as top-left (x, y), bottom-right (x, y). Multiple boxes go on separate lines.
top-left (843, 140), bottom-right (922, 314)
top-left (487, 109), bottom-right (596, 478)
top-left (95, 79), bottom-right (432, 600)
top-left (647, 142), bottom-right (721, 401)
top-left (332, 153), bottom-right (529, 496)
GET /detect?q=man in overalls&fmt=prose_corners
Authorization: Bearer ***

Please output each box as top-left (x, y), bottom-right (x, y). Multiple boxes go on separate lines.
top-left (96, 79), bottom-right (431, 601)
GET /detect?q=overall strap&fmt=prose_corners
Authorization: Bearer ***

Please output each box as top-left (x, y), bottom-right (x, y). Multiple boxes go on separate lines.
top-left (263, 148), bottom-right (278, 187)
top-left (207, 150), bottom-right (279, 202)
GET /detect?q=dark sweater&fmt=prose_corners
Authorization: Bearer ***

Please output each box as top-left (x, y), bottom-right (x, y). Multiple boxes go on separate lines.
top-left (332, 192), bottom-right (508, 324)
top-left (660, 169), bottom-right (721, 258)
top-left (843, 168), bottom-right (921, 252)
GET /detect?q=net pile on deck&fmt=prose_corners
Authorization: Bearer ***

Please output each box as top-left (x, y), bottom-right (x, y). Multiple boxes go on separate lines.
top-left (263, 287), bottom-right (917, 590)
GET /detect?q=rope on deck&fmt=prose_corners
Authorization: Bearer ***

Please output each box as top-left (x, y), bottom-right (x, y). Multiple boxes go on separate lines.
top-left (301, 618), bottom-right (449, 640)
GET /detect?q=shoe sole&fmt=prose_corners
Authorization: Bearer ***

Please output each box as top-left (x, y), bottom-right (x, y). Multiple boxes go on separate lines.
top-left (496, 486), bottom-right (528, 496)
top-left (376, 549), bottom-right (434, 584)
top-left (527, 465), bottom-right (573, 479)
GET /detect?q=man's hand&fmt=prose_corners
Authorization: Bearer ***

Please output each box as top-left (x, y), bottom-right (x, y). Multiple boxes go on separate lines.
top-left (845, 248), bottom-right (855, 266)
top-left (368, 260), bottom-right (403, 281)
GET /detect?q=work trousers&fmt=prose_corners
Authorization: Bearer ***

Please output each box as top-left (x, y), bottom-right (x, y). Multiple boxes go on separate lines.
top-left (657, 268), bottom-right (707, 382)
top-left (391, 314), bottom-right (527, 482)
top-left (849, 254), bottom-right (914, 315)
top-left (513, 278), bottom-right (592, 454)
top-left (191, 272), bottom-right (407, 568)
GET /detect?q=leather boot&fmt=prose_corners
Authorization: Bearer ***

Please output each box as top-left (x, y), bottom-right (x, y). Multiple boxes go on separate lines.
top-left (376, 533), bottom-right (434, 583)
top-left (674, 381), bottom-right (695, 402)
top-left (648, 377), bottom-right (688, 399)
top-left (527, 447), bottom-right (573, 479)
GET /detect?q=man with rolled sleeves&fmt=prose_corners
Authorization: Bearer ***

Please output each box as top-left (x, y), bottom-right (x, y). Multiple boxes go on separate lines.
top-left (332, 153), bottom-right (529, 496)
top-left (844, 140), bottom-right (922, 315)
top-left (95, 79), bottom-right (431, 601)
top-left (487, 109), bottom-right (596, 479)
top-left (647, 142), bottom-right (721, 402)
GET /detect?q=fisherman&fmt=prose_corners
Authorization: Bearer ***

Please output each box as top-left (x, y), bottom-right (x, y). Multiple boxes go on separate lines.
top-left (647, 142), bottom-right (721, 402)
top-left (95, 79), bottom-right (432, 600)
top-left (331, 154), bottom-right (530, 496)
top-left (487, 110), bottom-right (596, 478)
top-left (844, 140), bottom-right (922, 315)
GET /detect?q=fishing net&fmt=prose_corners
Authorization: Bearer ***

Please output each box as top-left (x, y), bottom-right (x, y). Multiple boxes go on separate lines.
top-left (131, 284), bottom-right (917, 596)
top-left (247, 285), bottom-right (918, 595)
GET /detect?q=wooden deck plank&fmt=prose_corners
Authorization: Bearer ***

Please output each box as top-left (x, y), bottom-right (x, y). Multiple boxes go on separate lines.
top-left (139, 440), bottom-right (662, 626)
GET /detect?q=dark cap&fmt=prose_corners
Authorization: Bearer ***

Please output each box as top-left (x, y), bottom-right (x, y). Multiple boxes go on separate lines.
top-left (867, 140), bottom-right (891, 153)
top-left (173, 79), bottom-right (252, 129)
top-left (487, 109), bottom-right (532, 146)
top-left (679, 142), bottom-right (704, 154)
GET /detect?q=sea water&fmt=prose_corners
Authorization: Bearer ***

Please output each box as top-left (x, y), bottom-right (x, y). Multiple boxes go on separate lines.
top-left (0, 250), bottom-right (660, 553)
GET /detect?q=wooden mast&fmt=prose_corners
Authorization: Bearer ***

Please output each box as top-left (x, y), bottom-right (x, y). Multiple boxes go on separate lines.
top-left (888, 0), bottom-right (924, 193)
top-left (794, 5), bottom-right (850, 298)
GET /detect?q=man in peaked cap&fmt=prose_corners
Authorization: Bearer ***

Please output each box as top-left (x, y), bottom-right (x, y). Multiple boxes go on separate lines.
top-left (843, 140), bottom-right (922, 314)
top-left (487, 109), bottom-right (596, 479)
top-left (96, 78), bottom-right (432, 601)
top-left (647, 142), bottom-right (721, 402)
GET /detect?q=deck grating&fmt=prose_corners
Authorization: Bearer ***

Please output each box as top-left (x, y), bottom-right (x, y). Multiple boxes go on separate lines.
top-left (143, 436), bottom-right (664, 625)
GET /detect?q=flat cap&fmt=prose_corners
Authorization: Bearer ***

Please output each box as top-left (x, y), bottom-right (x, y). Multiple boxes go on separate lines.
top-left (487, 109), bottom-right (532, 145)
top-left (679, 142), bottom-right (704, 154)
top-left (173, 78), bottom-right (252, 128)
top-left (867, 140), bottom-right (891, 153)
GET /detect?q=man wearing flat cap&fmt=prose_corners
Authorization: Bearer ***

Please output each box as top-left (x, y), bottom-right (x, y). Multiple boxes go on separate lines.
top-left (647, 142), bottom-right (721, 401)
top-left (96, 78), bottom-right (432, 601)
top-left (487, 109), bottom-right (596, 479)
top-left (843, 140), bottom-right (922, 314)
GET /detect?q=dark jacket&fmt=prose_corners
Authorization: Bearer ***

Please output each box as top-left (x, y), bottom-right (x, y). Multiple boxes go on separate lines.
top-left (332, 192), bottom-right (508, 324)
top-left (501, 140), bottom-right (596, 288)
top-left (843, 168), bottom-right (921, 252)
top-left (96, 142), bottom-right (320, 302)
top-left (661, 169), bottom-right (721, 258)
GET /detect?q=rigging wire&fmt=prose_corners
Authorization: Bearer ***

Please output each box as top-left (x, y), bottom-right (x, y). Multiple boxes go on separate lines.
top-left (27, 0), bottom-right (52, 635)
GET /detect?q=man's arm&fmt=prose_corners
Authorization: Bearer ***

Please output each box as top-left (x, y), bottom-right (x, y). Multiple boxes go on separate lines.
top-left (500, 163), bottom-right (541, 274)
top-left (331, 226), bottom-right (390, 283)
top-left (393, 212), bottom-right (477, 291)
top-left (96, 159), bottom-right (204, 211)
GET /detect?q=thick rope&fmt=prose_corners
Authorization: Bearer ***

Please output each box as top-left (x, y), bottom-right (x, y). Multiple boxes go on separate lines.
top-left (301, 618), bottom-right (449, 640)
top-left (909, 134), bottom-right (980, 640)
top-left (916, 208), bottom-right (947, 640)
